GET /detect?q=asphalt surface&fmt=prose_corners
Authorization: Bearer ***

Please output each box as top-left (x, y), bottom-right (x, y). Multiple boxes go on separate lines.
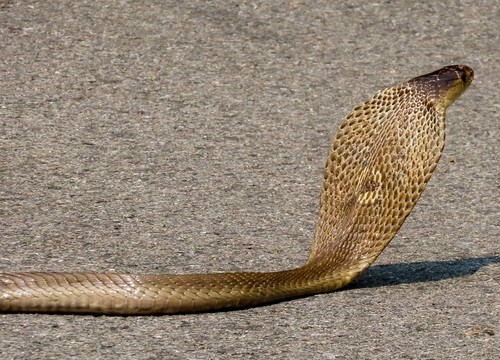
top-left (0, 1), bottom-right (498, 359)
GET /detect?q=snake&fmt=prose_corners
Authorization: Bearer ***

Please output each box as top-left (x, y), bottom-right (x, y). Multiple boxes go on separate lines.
top-left (0, 65), bottom-right (473, 315)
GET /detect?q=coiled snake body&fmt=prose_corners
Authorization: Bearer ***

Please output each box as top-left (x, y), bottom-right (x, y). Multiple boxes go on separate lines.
top-left (0, 65), bottom-right (473, 315)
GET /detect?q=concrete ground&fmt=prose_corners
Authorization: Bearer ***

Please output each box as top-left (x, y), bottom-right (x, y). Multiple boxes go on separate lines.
top-left (0, 1), bottom-right (498, 359)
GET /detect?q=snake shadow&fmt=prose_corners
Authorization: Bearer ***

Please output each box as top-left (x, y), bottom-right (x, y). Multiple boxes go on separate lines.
top-left (347, 256), bottom-right (499, 289)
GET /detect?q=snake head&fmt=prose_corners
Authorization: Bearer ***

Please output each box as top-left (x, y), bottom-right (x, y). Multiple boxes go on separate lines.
top-left (409, 65), bottom-right (474, 111)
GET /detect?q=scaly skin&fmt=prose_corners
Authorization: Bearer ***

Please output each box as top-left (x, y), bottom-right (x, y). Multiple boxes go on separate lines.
top-left (0, 65), bottom-right (474, 315)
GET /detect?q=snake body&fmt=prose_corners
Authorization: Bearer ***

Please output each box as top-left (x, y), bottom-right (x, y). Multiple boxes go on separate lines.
top-left (0, 65), bottom-right (473, 315)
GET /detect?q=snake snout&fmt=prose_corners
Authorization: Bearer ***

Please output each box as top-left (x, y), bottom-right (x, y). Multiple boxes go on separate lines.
top-left (453, 65), bottom-right (474, 85)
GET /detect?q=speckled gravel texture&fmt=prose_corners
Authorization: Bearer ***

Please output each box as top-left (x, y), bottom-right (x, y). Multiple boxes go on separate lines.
top-left (0, 1), bottom-right (498, 359)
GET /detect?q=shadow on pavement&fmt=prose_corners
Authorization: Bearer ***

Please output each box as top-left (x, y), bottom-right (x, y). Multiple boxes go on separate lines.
top-left (349, 256), bottom-right (499, 289)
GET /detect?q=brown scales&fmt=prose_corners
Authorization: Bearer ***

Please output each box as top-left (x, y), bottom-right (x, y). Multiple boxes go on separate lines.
top-left (0, 65), bottom-right (473, 315)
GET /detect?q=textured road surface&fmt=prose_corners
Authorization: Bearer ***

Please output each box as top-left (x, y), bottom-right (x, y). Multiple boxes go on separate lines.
top-left (1, 1), bottom-right (498, 359)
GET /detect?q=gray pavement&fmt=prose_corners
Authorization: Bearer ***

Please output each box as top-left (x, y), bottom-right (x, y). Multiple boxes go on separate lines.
top-left (0, 1), bottom-right (498, 359)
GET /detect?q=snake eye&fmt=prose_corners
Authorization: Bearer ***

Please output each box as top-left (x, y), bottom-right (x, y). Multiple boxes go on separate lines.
top-left (460, 73), bottom-right (467, 83)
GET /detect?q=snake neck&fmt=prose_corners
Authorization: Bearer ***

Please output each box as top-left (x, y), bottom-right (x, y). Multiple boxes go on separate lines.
top-left (307, 82), bottom-right (447, 279)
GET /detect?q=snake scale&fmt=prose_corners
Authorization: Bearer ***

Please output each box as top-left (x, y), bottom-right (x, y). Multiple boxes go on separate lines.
top-left (0, 65), bottom-right (473, 315)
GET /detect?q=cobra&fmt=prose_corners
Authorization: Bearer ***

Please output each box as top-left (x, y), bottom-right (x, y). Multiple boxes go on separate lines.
top-left (0, 65), bottom-right (474, 315)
